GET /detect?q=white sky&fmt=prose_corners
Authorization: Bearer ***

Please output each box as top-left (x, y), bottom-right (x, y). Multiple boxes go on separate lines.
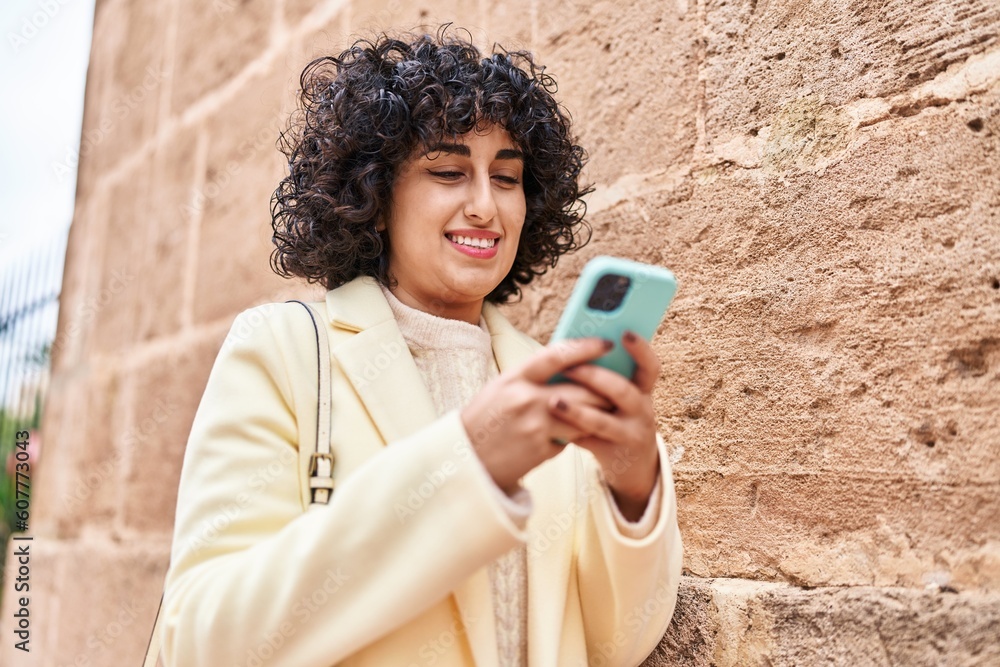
top-left (0, 0), bottom-right (95, 266)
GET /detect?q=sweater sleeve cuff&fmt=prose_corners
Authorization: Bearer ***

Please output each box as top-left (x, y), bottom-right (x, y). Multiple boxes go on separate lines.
top-left (489, 482), bottom-right (533, 528)
top-left (603, 474), bottom-right (662, 539)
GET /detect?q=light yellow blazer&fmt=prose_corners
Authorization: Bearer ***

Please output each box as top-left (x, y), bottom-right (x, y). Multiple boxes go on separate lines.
top-left (161, 275), bottom-right (682, 667)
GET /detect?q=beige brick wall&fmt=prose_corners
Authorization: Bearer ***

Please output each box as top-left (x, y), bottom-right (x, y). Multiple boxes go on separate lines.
top-left (3, 0), bottom-right (998, 665)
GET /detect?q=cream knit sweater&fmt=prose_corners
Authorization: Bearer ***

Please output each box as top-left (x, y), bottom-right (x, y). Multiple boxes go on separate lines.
top-left (380, 284), bottom-right (662, 667)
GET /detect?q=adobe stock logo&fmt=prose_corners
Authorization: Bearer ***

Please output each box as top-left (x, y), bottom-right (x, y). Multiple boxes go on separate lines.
top-left (7, 0), bottom-right (72, 52)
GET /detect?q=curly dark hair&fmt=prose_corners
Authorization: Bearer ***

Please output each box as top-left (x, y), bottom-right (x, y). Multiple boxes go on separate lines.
top-left (270, 26), bottom-right (592, 303)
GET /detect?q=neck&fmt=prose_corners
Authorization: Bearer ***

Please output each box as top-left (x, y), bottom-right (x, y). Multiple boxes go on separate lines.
top-left (388, 285), bottom-right (484, 325)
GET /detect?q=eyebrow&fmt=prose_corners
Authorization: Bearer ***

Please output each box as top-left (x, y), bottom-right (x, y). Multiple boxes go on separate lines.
top-left (424, 143), bottom-right (525, 161)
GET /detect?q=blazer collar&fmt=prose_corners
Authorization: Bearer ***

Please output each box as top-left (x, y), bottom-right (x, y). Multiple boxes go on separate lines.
top-left (323, 275), bottom-right (395, 332)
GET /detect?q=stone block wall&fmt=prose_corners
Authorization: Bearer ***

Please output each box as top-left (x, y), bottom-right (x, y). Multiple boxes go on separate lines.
top-left (2, 0), bottom-right (998, 665)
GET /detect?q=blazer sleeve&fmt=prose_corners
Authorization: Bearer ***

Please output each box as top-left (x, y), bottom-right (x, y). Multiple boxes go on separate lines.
top-left (574, 433), bottom-right (683, 666)
top-left (161, 305), bottom-right (525, 667)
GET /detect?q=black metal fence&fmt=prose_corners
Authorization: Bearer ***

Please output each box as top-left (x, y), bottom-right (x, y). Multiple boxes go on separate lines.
top-left (0, 227), bottom-right (68, 561)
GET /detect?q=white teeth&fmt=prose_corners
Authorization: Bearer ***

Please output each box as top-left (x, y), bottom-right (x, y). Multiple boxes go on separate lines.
top-left (448, 234), bottom-right (496, 248)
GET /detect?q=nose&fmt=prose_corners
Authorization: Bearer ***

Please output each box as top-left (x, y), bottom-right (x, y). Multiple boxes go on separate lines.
top-left (463, 173), bottom-right (498, 224)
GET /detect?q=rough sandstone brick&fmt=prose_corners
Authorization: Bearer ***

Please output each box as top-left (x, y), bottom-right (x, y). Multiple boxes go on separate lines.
top-left (284, 0), bottom-right (323, 32)
top-left (49, 202), bottom-right (98, 372)
top-left (121, 327), bottom-right (226, 534)
top-left (701, 0), bottom-right (1000, 147)
top-left (643, 578), bottom-right (719, 667)
top-left (676, 472), bottom-right (999, 589)
top-left (349, 0), bottom-right (471, 35)
top-left (285, 0), bottom-right (346, 34)
top-left (86, 163), bottom-right (150, 357)
top-left (284, 6), bottom-right (352, 65)
top-left (55, 367), bottom-right (125, 537)
top-left (536, 0), bottom-right (699, 187)
top-left (86, 0), bottom-right (171, 175)
top-left (645, 578), bottom-right (1000, 666)
top-left (486, 0), bottom-right (533, 50)
top-left (42, 541), bottom-right (169, 667)
top-left (191, 62), bottom-right (298, 325)
top-left (133, 124), bottom-right (201, 342)
top-left (171, 0), bottom-right (276, 114)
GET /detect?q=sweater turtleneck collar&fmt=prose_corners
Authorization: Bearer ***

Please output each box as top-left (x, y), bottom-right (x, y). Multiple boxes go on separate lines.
top-left (379, 283), bottom-right (493, 352)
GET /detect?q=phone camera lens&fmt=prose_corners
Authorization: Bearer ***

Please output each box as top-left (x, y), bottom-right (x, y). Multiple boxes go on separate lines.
top-left (588, 273), bottom-right (631, 312)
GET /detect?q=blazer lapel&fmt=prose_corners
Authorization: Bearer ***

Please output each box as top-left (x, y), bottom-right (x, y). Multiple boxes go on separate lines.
top-left (324, 277), bottom-right (439, 444)
top-left (482, 301), bottom-right (544, 368)
top-left (452, 567), bottom-right (498, 667)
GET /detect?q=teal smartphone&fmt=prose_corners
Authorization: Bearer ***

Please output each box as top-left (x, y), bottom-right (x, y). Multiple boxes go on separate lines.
top-left (548, 256), bottom-right (678, 382)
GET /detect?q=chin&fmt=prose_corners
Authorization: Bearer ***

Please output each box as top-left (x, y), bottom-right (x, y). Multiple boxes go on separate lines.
top-left (448, 272), bottom-right (502, 295)
top-left (449, 287), bottom-right (494, 304)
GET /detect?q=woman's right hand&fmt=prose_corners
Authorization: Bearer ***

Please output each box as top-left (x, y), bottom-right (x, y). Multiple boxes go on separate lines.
top-left (460, 337), bottom-right (615, 494)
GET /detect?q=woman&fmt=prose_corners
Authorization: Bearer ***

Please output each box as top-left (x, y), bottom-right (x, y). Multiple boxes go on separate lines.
top-left (162, 28), bottom-right (682, 667)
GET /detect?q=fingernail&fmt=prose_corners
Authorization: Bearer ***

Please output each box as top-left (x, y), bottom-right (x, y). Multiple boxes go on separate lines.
top-left (602, 339), bottom-right (614, 350)
top-left (624, 330), bottom-right (637, 343)
top-left (555, 399), bottom-right (568, 412)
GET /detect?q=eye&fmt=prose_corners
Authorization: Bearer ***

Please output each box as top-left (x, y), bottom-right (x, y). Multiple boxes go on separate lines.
top-left (429, 170), bottom-right (464, 180)
top-left (492, 174), bottom-right (521, 187)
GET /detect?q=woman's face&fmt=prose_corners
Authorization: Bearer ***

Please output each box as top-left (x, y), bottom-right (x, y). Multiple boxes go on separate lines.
top-left (383, 123), bottom-right (527, 323)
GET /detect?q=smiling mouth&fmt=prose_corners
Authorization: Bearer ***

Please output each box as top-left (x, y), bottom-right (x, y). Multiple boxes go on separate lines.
top-left (445, 233), bottom-right (497, 249)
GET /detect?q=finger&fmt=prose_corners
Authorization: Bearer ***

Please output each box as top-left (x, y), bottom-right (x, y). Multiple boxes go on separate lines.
top-left (547, 382), bottom-right (615, 412)
top-left (561, 363), bottom-right (639, 412)
top-left (621, 330), bottom-right (661, 394)
top-left (548, 394), bottom-right (619, 443)
top-left (548, 424), bottom-right (586, 447)
top-left (520, 337), bottom-right (614, 384)
top-left (548, 406), bottom-right (592, 445)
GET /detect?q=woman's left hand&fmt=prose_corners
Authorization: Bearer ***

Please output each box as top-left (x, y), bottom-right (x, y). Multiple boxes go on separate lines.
top-left (547, 330), bottom-right (662, 522)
